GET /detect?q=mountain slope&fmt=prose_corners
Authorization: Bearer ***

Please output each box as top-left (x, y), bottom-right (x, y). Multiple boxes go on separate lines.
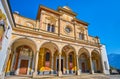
top-left (108, 54), bottom-right (120, 69)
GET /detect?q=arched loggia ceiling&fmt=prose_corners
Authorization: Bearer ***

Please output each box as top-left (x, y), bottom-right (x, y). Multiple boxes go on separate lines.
top-left (62, 45), bottom-right (76, 55)
top-left (40, 42), bottom-right (59, 55)
top-left (12, 38), bottom-right (37, 53)
top-left (78, 48), bottom-right (90, 57)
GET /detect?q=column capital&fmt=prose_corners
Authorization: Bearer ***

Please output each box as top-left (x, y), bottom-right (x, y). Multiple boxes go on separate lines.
top-left (76, 54), bottom-right (79, 58)
top-left (36, 50), bottom-right (39, 53)
top-left (58, 53), bottom-right (62, 55)
top-left (51, 54), bottom-right (54, 57)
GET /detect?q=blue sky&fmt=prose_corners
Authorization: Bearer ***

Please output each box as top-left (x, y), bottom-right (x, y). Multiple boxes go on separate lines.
top-left (9, 0), bottom-right (120, 55)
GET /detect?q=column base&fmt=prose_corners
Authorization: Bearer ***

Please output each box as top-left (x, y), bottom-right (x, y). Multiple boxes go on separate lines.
top-left (102, 70), bottom-right (106, 74)
top-left (0, 72), bottom-right (5, 79)
top-left (66, 70), bottom-right (69, 74)
top-left (57, 71), bottom-right (62, 76)
top-left (51, 70), bottom-right (54, 74)
top-left (5, 72), bottom-right (10, 76)
top-left (76, 70), bottom-right (80, 75)
top-left (90, 70), bottom-right (94, 74)
top-left (32, 72), bottom-right (37, 78)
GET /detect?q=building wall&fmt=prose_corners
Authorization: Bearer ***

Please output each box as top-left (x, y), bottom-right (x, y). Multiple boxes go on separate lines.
top-left (4, 5), bottom-right (110, 76)
top-left (0, 0), bottom-right (13, 77)
top-left (100, 45), bottom-right (110, 74)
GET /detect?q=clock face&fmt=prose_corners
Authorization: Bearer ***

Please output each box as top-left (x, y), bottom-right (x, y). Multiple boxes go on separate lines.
top-left (65, 26), bottom-right (71, 33)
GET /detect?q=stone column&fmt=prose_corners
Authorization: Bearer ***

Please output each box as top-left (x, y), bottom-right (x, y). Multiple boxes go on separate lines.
top-left (57, 53), bottom-right (62, 76)
top-left (51, 55), bottom-right (54, 74)
top-left (100, 51), bottom-right (106, 74)
top-left (33, 51), bottom-right (39, 77)
top-left (66, 55), bottom-right (69, 74)
top-left (90, 56), bottom-right (94, 74)
top-left (76, 55), bottom-right (80, 75)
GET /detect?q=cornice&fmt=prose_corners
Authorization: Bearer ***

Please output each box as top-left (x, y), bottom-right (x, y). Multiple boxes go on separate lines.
top-left (36, 5), bottom-right (62, 19)
top-left (13, 13), bottom-right (36, 21)
top-left (73, 18), bottom-right (88, 26)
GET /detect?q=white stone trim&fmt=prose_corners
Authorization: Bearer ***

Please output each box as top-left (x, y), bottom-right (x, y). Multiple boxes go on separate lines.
top-left (92, 60), bottom-right (97, 72)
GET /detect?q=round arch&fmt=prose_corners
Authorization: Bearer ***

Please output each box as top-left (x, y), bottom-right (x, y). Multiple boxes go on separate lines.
top-left (78, 48), bottom-right (91, 73)
top-left (5, 38), bottom-right (37, 75)
top-left (61, 45), bottom-right (76, 55)
top-left (91, 49), bottom-right (100, 56)
top-left (37, 42), bottom-right (59, 75)
top-left (39, 41), bottom-right (59, 55)
top-left (11, 38), bottom-right (37, 53)
top-left (61, 45), bottom-right (76, 74)
top-left (78, 47), bottom-right (90, 57)
top-left (10, 37), bottom-right (37, 52)
top-left (91, 49), bottom-right (102, 73)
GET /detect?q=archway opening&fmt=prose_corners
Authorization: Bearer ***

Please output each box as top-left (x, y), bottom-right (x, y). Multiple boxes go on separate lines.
top-left (38, 42), bottom-right (59, 75)
top-left (62, 45), bottom-right (76, 74)
top-left (78, 48), bottom-right (90, 73)
top-left (5, 38), bottom-right (36, 76)
top-left (91, 50), bottom-right (102, 73)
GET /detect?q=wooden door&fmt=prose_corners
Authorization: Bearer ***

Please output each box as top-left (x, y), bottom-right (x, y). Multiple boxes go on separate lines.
top-left (82, 62), bottom-right (85, 72)
top-left (19, 60), bottom-right (28, 75)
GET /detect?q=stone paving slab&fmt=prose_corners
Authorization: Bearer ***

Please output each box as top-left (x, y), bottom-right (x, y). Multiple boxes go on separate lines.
top-left (5, 74), bottom-right (120, 79)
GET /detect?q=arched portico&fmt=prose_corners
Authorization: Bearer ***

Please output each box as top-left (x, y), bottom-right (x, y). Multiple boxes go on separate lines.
top-left (61, 45), bottom-right (76, 75)
top-left (78, 48), bottom-right (91, 73)
top-left (91, 50), bottom-right (102, 73)
top-left (37, 42), bottom-right (59, 75)
top-left (5, 38), bottom-right (37, 76)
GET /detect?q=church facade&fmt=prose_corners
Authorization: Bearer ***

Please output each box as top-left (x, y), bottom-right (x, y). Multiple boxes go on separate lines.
top-left (4, 5), bottom-right (110, 77)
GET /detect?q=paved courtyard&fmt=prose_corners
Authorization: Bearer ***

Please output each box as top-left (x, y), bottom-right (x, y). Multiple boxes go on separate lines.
top-left (5, 74), bottom-right (120, 79)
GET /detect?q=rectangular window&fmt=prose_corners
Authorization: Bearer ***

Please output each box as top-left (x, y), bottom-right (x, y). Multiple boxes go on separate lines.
top-left (79, 33), bottom-right (84, 40)
top-left (47, 24), bottom-right (55, 33)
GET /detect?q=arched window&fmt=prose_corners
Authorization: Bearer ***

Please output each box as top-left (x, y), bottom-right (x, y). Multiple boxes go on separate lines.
top-left (46, 52), bottom-right (50, 61)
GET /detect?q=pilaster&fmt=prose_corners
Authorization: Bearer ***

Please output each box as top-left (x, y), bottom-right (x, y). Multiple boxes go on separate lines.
top-left (51, 54), bottom-right (54, 74)
top-left (57, 53), bottom-right (62, 76)
top-left (76, 55), bottom-right (80, 75)
top-left (66, 55), bottom-right (69, 74)
top-left (32, 50), bottom-right (39, 78)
